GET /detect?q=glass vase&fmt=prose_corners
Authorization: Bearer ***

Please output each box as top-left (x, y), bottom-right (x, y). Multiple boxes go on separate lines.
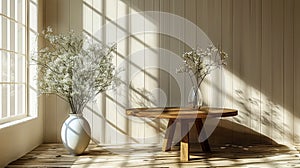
top-left (188, 87), bottom-right (203, 108)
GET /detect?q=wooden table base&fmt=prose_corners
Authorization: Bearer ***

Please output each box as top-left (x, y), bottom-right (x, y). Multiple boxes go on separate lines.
top-left (162, 118), bottom-right (211, 162)
top-left (162, 119), bottom-right (176, 152)
top-left (126, 107), bottom-right (237, 162)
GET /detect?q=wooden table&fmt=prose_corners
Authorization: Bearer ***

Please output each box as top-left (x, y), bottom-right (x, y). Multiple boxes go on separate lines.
top-left (126, 107), bottom-right (238, 162)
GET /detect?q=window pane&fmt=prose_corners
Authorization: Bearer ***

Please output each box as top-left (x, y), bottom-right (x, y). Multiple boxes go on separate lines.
top-left (7, 0), bottom-right (10, 17)
top-left (1, 0), bottom-right (8, 15)
top-left (6, 0), bottom-right (10, 17)
top-left (21, 0), bottom-right (25, 24)
top-left (16, 84), bottom-right (25, 115)
top-left (0, 53), bottom-right (25, 83)
top-left (29, 1), bottom-right (37, 32)
top-left (0, 85), bottom-right (1, 118)
top-left (17, 24), bottom-right (25, 54)
top-left (0, 17), bottom-right (2, 49)
top-left (21, 26), bottom-right (25, 54)
top-left (16, 54), bottom-right (25, 83)
top-left (10, 83), bottom-right (15, 116)
top-left (1, 51), bottom-right (9, 82)
top-left (16, 25), bottom-right (26, 55)
top-left (10, 52), bottom-right (15, 82)
top-left (10, 0), bottom-right (15, 20)
top-left (1, 84), bottom-right (9, 118)
top-left (0, 51), bottom-right (1, 81)
top-left (6, 19), bottom-right (11, 50)
top-left (10, 21), bottom-right (16, 51)
top-left (14, 22), bottom-right (18, 52)
top-left (0, 84), bottom-right (25, 118)
top-left (16, 0), bottom-right (25, 24)
top-left (1, 17), bottom-right (8, 50)
top-left (29, 30), bottom-right (38, 54)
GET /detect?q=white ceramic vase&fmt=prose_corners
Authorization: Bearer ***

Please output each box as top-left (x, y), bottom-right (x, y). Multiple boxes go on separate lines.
top-left (61, 114), bottom-right (91, 155)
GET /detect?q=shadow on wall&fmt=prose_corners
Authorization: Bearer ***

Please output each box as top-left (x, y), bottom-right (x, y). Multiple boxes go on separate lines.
top-left (79, 0), bottom-right (298, 145)
top-left (191, 89), bottom-right (286, 146)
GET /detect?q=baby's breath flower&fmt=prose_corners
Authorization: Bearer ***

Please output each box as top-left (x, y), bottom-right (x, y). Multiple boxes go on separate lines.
top-left (33, 27), bottom-right (116, 114)
top-left (178, 44), bottom-right (228, 88)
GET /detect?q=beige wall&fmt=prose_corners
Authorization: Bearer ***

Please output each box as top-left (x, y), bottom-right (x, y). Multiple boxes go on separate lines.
top-left (0, 116), bottom-right (43, 167)
top-left (43, 0), bottom-right (83, 142)
top-left (44, 0), bottom-right (300, 146)
top-left (0, 0), bottom-right (44, 166)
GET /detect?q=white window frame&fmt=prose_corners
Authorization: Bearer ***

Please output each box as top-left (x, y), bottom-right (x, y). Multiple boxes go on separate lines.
top-left (0, 0), bottom-right (30, 124)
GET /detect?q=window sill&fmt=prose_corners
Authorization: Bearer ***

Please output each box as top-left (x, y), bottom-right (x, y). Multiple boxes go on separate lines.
top-left (0, 116), bottom-right (37, 130)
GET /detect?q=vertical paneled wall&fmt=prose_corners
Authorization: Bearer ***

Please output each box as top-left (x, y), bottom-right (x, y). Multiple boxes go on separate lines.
top-left (43, 0), bottom-right (83, 142)
top-left (43, 0), bottom-right (300, 146)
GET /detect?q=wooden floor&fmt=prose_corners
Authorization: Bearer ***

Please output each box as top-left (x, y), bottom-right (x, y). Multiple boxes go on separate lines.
top-left (7, 143), bottom-right (300, 168)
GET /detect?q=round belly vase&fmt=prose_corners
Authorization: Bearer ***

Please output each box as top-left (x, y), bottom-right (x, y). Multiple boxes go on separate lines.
top-left (61, 113), bottom-right (91, 155)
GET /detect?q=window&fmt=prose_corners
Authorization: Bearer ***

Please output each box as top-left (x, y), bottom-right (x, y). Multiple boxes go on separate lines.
top-left (0, 0), bottom-right (37, 124)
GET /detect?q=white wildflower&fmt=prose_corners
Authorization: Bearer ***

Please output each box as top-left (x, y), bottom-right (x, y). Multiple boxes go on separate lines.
top-left (33, 27), bottom-right (116, 114)
top-left (178, 44), bottom-right (228, 89)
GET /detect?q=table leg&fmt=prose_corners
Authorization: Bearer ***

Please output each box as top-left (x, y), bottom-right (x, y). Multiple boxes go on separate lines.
top-left (180, 119), bottom-right (190, 162)
top-left (195, 118), bottom-right (211, 152)
top-left (162, 119), bottom-right (176, 152)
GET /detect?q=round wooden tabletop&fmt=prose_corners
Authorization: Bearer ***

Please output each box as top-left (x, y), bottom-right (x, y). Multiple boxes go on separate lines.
top-left (126, 107), bottom-right (238, 119)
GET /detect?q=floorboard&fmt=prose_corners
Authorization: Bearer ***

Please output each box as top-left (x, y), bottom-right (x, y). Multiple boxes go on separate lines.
top-left (7, 143), bottom-right (300, 167)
